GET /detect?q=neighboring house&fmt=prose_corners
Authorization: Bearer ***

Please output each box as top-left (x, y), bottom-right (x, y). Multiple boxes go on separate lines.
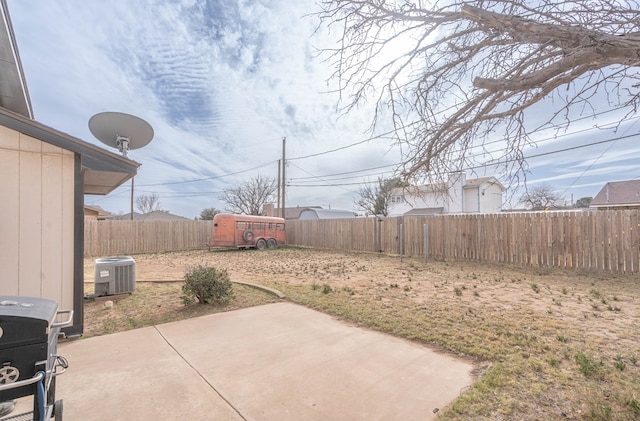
top-left (298, 208), bottom-right (357, 220)
top-left (388, 172), bottom-right (505, 216)
top-left (84, 205), bottom-right (114, 220)
top-left (590, 180), bottom-right (640, 210)
top-left (264, 204), bottom-right (323, 220)
top-left (116, 210), bottom-right (190, 221)
top-left (0, 1), bottom-right (139, 336)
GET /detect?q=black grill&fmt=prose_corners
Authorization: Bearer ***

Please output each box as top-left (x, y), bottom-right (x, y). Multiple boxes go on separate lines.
top-left (0, 296), bottom-right (72, 420)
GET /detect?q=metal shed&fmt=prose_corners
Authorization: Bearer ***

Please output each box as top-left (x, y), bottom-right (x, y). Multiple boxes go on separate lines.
top-left (298, 208), bottom-right (357, 220)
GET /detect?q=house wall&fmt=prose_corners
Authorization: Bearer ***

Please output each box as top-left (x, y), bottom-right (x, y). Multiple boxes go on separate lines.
top-left (0, 125), bottom-right (75, 312)
top-left (447, 172), bottom-right (465, 213)
top-left (478, 183), bottom-right (504, 213)
top-left (464, 188), bottom-right (480, 212)
top-left (389, 190), bottom-right (448, 215)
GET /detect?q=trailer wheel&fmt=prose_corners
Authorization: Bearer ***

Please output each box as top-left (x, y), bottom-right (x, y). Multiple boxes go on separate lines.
top-left (256, 239), bottom-right (267, 250)
top-left (266, 239), bottom-right (277, 249)
top-left (242, 230), bottom-right (254, 243)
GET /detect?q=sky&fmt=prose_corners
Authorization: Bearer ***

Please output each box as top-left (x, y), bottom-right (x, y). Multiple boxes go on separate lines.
top-left (8, 0), bottom-right (640, 218)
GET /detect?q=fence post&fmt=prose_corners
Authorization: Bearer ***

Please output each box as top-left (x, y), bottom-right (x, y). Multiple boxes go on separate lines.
top-left (400, 223), bottom-right (404, 262)
top-left (374, 216), bottom-right (383, 253)
top-left (424, 224), bottom-right (429, 264)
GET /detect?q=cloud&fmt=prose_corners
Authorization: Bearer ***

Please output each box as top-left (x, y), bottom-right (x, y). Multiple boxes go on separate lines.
top-left (9, 0), bottom-right (639, 217)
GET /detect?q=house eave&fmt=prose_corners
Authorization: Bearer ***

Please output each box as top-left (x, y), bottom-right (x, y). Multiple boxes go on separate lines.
top-left (0, 0), bottom-right (33, 119)
top-left (0, 107), bottom-right (140, 195)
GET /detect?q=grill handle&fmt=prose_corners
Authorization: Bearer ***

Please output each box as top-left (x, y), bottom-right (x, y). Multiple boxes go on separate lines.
top-left (0, 371), bottom-right (44, 392)
top-left (51, 355), bottom-right (69, 377)
top-left (51, 309), bottom-right (74, 328)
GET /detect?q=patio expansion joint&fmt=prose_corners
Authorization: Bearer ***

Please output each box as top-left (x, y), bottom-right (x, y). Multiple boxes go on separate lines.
top-left (153, 325), bottom-right (248, 420)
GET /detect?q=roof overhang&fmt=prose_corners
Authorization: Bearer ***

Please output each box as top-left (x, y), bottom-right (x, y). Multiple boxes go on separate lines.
top-left (0, 107), bottom-right (139, 195)
top-left (0, 0), bottom-right (33, 119)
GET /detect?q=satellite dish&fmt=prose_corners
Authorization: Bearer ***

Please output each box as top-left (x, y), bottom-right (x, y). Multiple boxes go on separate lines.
top-left (89, 112), bottom-right (154, 157)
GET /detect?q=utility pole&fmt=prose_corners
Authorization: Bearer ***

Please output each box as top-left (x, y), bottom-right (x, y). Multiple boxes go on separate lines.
top-left (276, 159), bottom-right (281, 216)
top-left (130, 177), bottom-right (134, 220)
top-left (281, 137), bottom-right (286, 219)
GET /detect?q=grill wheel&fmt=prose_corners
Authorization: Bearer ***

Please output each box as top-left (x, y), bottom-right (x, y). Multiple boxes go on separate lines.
top-left (0, 366), bottom-right (19, 384)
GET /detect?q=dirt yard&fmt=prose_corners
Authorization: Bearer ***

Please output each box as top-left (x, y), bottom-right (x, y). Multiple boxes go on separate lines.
top-left (83, 247), bottom-right (640, 420)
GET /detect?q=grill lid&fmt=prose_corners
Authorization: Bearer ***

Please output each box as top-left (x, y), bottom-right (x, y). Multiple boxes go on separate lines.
top-left (0, 296), bottom-right (59, 349)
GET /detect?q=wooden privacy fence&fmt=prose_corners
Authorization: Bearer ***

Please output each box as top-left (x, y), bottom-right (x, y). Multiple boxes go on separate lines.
top-left (84, 211), bottom-right (640, 274)
top-left (84, 219), bottom-right (212, 257)
top-left (286, 210), bottom-right (640, 274)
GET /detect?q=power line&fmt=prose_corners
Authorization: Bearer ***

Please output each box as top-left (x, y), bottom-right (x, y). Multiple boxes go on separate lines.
top-left (466, 131), bottom-right (639, 171)
top-left (287, 161), bottom-right (355, 192)
top-left (137, 160), bottom-right (277, 187)
top-left (559, 118), bottom-right (640, 197)
top-left (290, 163), bottom-right (398, 182)
top-left (129, 106), bottom-right (636, 189)
top-left (286, 103), bottom-right (636, 162)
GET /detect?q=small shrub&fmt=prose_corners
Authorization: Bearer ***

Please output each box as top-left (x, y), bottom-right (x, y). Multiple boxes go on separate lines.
top-left (342, 286), bottom-right (355, 295)
top-left (322, 284), bottom-right (333, 294)
top-left (574, 352), bottom-right (603, 377)
top-left (590, 405), bottom-right (612, 420)
top-left (181, 265), bottom-right (234, 305)
top-left (454, 287), bottom-right (463, 296)
top-left (531, 283), bottom-right (540, 293)
top-left (311, 282), bottom-right (320, 291)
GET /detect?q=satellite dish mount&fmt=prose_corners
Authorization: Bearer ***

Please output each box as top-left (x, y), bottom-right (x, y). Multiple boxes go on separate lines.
top-left (115, 135), bottom-right (130, 156)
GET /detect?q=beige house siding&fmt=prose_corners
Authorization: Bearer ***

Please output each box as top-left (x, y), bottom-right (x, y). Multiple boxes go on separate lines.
top-left (0, 125), bottom-right (75, 311)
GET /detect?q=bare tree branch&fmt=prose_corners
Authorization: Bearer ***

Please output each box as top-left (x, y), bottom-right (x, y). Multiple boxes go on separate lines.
top-left (317, 0), bottom-right (640, 189)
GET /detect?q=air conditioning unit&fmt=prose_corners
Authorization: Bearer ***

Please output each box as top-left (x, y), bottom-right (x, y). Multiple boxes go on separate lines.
top-left (94, 256), bottom-right (136, 296)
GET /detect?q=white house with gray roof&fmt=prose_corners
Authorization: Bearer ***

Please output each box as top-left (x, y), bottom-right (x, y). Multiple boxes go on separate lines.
top-left (388, 172), bottom-right (505, 216)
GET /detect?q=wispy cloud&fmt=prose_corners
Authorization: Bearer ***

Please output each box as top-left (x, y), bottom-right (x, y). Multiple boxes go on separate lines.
top-left (8, 0), bottom-right (637, 216)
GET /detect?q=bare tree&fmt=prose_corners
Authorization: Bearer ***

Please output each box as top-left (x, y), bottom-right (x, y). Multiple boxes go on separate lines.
top-left (317, 1), bottom-right (640, 187)
top-left (520, 184), bottom-right (564, 210)
top-left (355, 176), bottom-right (406, 216)
top-left (135, 193), bottom-right (161, 214)
top-left (220, 175), bottom-right (277, 215)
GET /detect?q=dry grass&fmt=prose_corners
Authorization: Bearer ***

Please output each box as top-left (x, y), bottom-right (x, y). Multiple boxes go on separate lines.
top-left (84, 247), bottom-right (640, 420)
